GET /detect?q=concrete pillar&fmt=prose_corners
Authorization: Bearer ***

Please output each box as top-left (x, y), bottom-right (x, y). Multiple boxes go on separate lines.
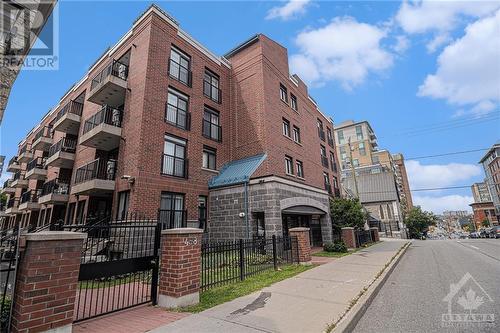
top-left (289, 227), bottom-right (312, 265)
top-left (370, 227), bottom-right (380, 242)
top-left (341, 227), bottom-right (356, 248)
top-left (11, 231), bottom-right (86, 333)
top-left (158, 228), bottom-right (203, 308)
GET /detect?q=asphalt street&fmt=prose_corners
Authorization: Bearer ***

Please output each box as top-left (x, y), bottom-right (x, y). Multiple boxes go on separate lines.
top-left (353, 239), bottom-right (500, 333)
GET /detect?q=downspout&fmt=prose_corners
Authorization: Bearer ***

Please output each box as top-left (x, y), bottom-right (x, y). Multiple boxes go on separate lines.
top-left (244, 181), bottom-right (249, 239)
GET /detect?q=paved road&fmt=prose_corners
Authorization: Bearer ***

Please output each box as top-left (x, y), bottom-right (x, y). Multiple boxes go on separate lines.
top-left (353, 239), bottom-right (500, 333)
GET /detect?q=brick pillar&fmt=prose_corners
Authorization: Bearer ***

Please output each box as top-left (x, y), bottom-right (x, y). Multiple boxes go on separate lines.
top-left (370, 227), bottom-right (380, 242)
top-left (158, 228), bottom-right (203, 308)
top-left (11, 231), bottom-right (86, 333)
top-left (289, 227), bottom-right (312, 265)
top-left (341, 227), bottom-right (356, 248)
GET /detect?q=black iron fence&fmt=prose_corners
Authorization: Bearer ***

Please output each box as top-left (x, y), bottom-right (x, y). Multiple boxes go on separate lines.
top-left (26, 157), bottom-right (46, 172)
top-left (0, 225), bottom-right (20, 333)
top-left (83, 106), bottom-right (123, 134)
top-left (54, 100), bottom-right (84, 122)
top-left (201, 236), bottom-right (299, 291)
top-left (90, 59), bottom-right (129, 91)
top-left (20, 189), bottom-right (42, 204)
top-left (74, 158), bottom-right (117, 184)
top-left (48, 136), bottom-right (77, 157)
top-left (355, 229), bottom-right (373, 247)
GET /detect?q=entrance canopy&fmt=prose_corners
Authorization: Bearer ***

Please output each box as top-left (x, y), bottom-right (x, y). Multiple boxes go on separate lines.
top-left (282, 205), bottom-right (326, 215)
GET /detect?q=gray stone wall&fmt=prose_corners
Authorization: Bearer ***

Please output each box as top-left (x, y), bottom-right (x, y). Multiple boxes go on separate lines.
top-left (208, 178), bottom-right (332, 243)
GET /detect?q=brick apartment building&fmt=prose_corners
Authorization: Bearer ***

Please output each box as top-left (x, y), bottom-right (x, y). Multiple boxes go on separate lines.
top-left (0, 5), bottom-right (340, 245)
top-left (479, 143), bottom-right (500, 222)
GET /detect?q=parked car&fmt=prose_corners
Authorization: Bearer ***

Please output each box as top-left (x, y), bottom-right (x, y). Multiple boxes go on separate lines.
top-left (469, 231), bottom-right (478, 238)
top-left (489, 226), bottom-right (500, 239)
top-left (479, 229), bottom-right (489, 238)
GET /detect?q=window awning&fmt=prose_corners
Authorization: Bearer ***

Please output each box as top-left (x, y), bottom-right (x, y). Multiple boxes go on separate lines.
top-left (282, 206), bottom-right (326, 215)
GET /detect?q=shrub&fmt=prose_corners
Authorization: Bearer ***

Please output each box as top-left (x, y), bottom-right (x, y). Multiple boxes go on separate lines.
top-left (323, 240), bottom-right (348, 253)
top-left (323, 242), bottom-right (336, 252)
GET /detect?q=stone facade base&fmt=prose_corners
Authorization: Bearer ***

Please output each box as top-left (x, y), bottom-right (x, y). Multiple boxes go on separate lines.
top-left (158, 292), bottom-right (199, 309)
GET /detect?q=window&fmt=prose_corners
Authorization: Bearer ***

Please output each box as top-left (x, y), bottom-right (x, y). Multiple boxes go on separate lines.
top-left (320, 145), bottom-right (327, 157)
top-left (355, 125), bottom-right (363, 140)
top-left (340, 146), bottom-right (347, 160)
top-left (116, 190), bottom-right (130, 220)
top-left (337, 130), bottom-right (345, 145)
top-left (292, 125), bottom-right (301, 143)
top-left (285, 155), bottom-right (293, 175)
top-left (387, 204), bottom-right (393, 219)
top-left (333, 176), bottom-right (338, 189)
top-left (359, 142), bottom-right (366, 156)
top-left (327, 128), bottom-right (334, 146)
top-left (353, 159), bottom-right (359, 167)
top-left (330, 152), bottom-right (337, 171)
top-left (296, 160), bottom-right (304, 178)
top-left (202, 146), bottom-right (217, 170)
top-left (198, 196), bottom-right (207, 231)
top-left (290, 94), bottom-right (298, 111)
top-left (280, 84), bottom-right (288, 103)
top-left (204, 70), bottom-right (220, 103)
top-left (203, 107), bottom-right (221, 141)
top-left (379, 205), bottom-right (385, 219)
top-left (165, 88), bottom-right (189, 129)
top-left (317, 119), bottom-right (325, 140)
top-left (163, 134), bottom-right (187, 178)
top-left (282, 118), bottom-right (291, 137)
top-left (160, 192), bottom-right (185, 228)
top-left (169, 47), bottom-right (191, 86)
top-left (372, 155), bottom-right (380, 164)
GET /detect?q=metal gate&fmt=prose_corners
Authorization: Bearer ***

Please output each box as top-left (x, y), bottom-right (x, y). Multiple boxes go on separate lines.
top-left (63, 221), bottom-right (160, 322)
top-left (0, 226), bottom-right (20, 333)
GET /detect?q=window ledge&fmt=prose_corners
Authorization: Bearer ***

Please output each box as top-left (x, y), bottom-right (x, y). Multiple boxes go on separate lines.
top-left (296, 176), bottom-right (306, 181)
top-left (201, 167), bottom-right (219, 174)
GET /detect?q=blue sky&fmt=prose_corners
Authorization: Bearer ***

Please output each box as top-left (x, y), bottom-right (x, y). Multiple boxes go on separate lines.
top-left (1, 0), bottom-right (499, 213)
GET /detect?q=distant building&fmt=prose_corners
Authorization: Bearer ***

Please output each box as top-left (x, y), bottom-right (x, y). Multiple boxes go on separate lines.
top-left (392, 153), bottom-right (413, 213)
top-left (470, 202), bottom-right (497, 229)
top-left (0, 155), bottom-right (4, 178)
top-left (471, 182), bottom-right (493, 203)
top-left (479, 142), bottom-right (500, 221)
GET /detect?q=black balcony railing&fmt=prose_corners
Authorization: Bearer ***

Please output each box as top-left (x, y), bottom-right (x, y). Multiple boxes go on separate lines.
top-left (318, 128), bottom-right (325, 141)
top-left (34, 126), bottom-right (52, 142)
top-left (331, 161), bottom-right (338, 173)
top-left (48, 136), bottom-right (77, 158)
top-left (20, 189), bottom-right (42, 204)
top-left (83, 106), bottom-right (123, 135)
top-left (41, 178), bottom-right (70, 196)
top-left (327, 137), bottom-right (334, 147)
top-left (324, 183), bottom-right (332, 194)
top-left (202, 120), bottom-right (222, 142)
top-left (54, 100), bottom-right (84, 123)
top-left (168, 58), bottom-right (192, 87)
top-left (12, 172), bottom-right (23, 181)
top-left (334, 187), bottom-right (341, 197)
top-left (161, 154), bottom-right (188, 178)
top-left (321, 155), bottom-right (329, 168)
top-left (27, 157), bottom-right (46, 172)
top-left (3, 180), bottom-right (11, 189)
top-left (19, 143), bottom-right (31, 155)
top-left (7, 198), bottom-right (18, 208)
top-left (90, 60), bottom-right (129, 91)
top-left (74, 158), bottom-right (117, 184)
top-left (158, 209), bottom-right (187, 229)
top-left (8, 156), bottom-right (18, 167)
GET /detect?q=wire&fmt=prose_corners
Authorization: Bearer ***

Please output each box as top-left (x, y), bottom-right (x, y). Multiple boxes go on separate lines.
top-left (356, 185), bottom-right (472, 195)
top-left (405, 148), bottom-right (491, 160)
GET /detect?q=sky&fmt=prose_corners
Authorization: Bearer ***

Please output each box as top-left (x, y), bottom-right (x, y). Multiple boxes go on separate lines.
top-left (1, 0), bottom-right (499, 214)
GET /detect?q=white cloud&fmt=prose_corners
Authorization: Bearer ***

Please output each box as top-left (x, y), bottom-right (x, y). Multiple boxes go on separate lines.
top-left (395, 0), bottom-right (500, 52)
top-left (406, 160), bottom-right (481, 189)
top-left (413, 194), bottom-right (473, 214)
top-left (426, 33), bottom-right (450, 53)
top-left (418, 10), bottom-right (500, 114)
top-left (393, 35), bottom-right (410, 54)
top-left (290, 17), bottom-right (393, 90)
top-left (266, 0), bottom-right (311, 21)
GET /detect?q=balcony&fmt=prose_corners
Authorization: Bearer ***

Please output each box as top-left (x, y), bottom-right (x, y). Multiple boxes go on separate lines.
top-left (53, 100), bottom-right (84, 135)
top-left (6, 156), bottom-right (20, 172)
top-left (5, 198), bottom-right (20, 215)
top-left (0, 180), bottom-right (15, 195)
top-left (11, 172), bottom-right (28, 188)
top-left (32, 126), bottom-right (53, 151)
top-left (79, 106), bottom-right (122, 151)
top-left (19, 189), bottom-right (42, 211)
top-left (18, 144), bottom-right (34, 163)
top-left (45, 137), bottom-right (77, 168)
top-left (87, 60), bottom-right (128, 108)
top-left (321, 155), bottom-right (329, 168)
top-left (38, 178), bottom-right (70, 204)
top-left (26, 157), bottom-right (47, 180)
top-left (71, 158), bottom-right (117, 195)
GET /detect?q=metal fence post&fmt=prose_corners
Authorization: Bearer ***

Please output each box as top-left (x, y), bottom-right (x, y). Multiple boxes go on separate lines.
top-left (150, 222), bottom-right (161, 305)
top-left (272, 235), bottom-right (278, 270)
top-left (239, 239), bottom-right (245, 281)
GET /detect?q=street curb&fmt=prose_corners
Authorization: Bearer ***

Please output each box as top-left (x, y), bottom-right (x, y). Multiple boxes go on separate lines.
top-left (332, 241), bottom-right (412, 333)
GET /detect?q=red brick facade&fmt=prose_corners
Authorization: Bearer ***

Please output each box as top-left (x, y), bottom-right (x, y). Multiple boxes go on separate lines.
top-left (470, 202), bottom-right (498, 229)
top-left (341, 227), bottom-right (356, 248)
top-left (11, 232), bottom-right (85, 333)
top-left (2, 5), bottom-right (340, 233)
top-left (289, 227), bottom-right (312, 264)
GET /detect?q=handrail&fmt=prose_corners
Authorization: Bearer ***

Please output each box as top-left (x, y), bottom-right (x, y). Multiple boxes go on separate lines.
top-left (74, 158), bottom-right (117, 184)
top-left (54, 100), bottom-right (84, 122)
top-left (90, 59), bottom-right (129, 91)
top-left (82, 105), bottom-right (122, 134)
top-left (48, 136), bottom-right (77, 157)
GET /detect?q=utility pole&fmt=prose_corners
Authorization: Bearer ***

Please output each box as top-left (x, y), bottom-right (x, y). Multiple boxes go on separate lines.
top-left (348, 137), bottom-right (359, 198)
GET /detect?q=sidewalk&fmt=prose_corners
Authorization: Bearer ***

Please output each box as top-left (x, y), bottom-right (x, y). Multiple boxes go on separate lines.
top-left (152, 239), bottom-right (408, 333)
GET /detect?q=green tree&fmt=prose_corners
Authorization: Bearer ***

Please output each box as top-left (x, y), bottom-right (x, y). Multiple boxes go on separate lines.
top-left (481, 219), bottom-right (490, 228)
top-left (404, 206), bottom-right (437, 239)
top-left (330, 197), bottom-right (367, 233)
top-left (0, 193), bottom-right (6, 207)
